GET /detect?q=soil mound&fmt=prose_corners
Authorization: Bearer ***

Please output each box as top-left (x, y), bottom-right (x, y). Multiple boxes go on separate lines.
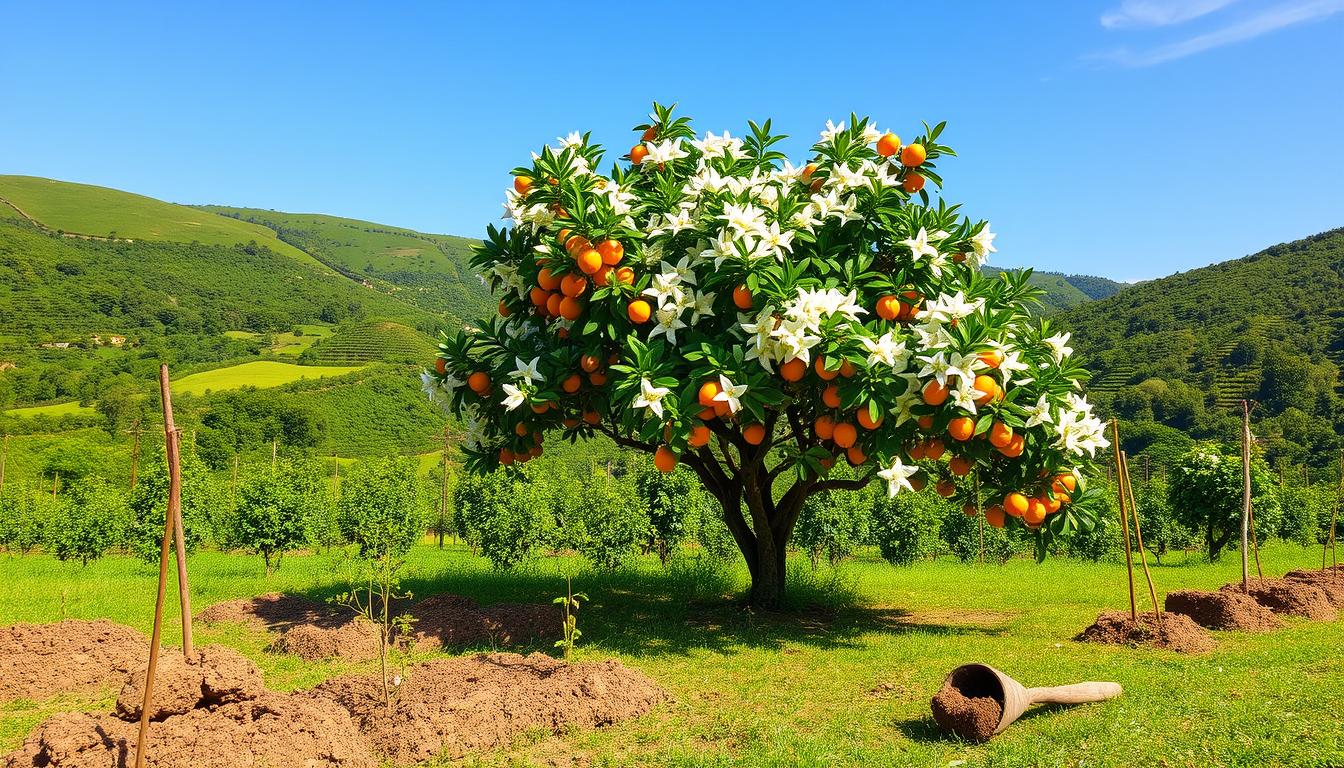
top-left (198, 593), bottom-right (344, 632)
top-left (1220, 578), bottom-right (1337, 620)
top-left (115, 646), bottom-right (264, 721)
top-left (307, 652), bottom-right (665, 764)
top-left (1164, 589), bottom-right (1283, 631)
top-left (5, 692), bottom-right (374, 768)
top-left (1284, 569), bottom-right (1344, 607)
top-left (0, 620), bottom-right (148, 703)
top-left (407, 595), bottom-right (559, 651)
top-left (930, 681), bottom-right (1001, 742)
top-left (1076, 611), bottom-right (1215, 654)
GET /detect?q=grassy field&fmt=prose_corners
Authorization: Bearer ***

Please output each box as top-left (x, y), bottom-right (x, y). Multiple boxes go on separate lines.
top-left (170, 360), bottom-right (363, 396)
top-left (2, 400), bottom-right (94, 419)
top-left (224, 324), bottom-right (332, 357)
top-left (0, 176), bottom-right (318, 267)
top-left (1, 542), bottom-right (1339, 767)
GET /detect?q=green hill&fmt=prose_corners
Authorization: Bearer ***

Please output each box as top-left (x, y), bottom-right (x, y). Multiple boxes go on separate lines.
top-left (982, 266), bottom-right (1126, 312)
top-left (300, 320), bottom-right (438, 366)
top-left (0, 175), bottom-right (320, 268)
top-left (199, 207), bottom-right (491, 323)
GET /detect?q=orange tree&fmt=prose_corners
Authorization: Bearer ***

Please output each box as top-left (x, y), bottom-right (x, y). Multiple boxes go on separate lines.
top-left (428, 103), bottom-right (1109, 608)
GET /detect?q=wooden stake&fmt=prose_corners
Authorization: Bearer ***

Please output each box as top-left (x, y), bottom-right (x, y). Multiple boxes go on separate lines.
top-left (52, 472), bottom-right (59, 497)
top-left (271, 439), bottom-right (277, 469)
top-left (1121, 451), bottom-right (1161, 628)
top-left (1240, 400), bottom-right (1252, 593)
top-left (133, 453), bottom-right (178, 768)
top-left (158, 365), bottom-right (193, 659)
top-left (1111, 420), bottom-right (1137, 621)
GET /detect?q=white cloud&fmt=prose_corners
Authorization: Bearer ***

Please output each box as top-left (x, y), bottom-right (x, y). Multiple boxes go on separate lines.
top-left (1101, 0), bottom-right (1239, 29)
top-left (1097, 0), bottom-right (1344, 66)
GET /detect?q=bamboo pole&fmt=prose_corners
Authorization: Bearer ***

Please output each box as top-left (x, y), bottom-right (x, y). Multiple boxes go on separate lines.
top-left (1121, 451), bottom-right (1161, 628)
top-left (132, 460), bottom-right (178, 768)
top-left (271, 439), bottom-right (277, 469)
top-left (51, 472), bottom-right (59, 497)
top-left (1240, 400), bottom-right (1252, 593)
top-left (1111, 420), bottom-right (1137, 621)
top-left (158, 365), bottom-right (193, 658)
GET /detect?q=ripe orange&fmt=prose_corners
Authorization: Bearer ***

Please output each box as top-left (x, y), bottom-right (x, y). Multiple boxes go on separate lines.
top-left (917, 414), bottom-right (934, 430)
top-left (688, 424), bottom-right (711, 448)
top-left (562, 374), bottom-right (582, 394)
top-left (985, 505), bottom-right (1006, 528)
top-left (565, 235), bottom-right (592, 256)
top-left (514, 422), bottom-right (529, 437)
top-left (498, 300), bottom-right (512, 317)
top-left (907, 441), bottom-right (926, 460)
top-left (1053, 473), bottom-right (1077, 494)
top-left (876, 295), bottom-right (901, 321)
top-left (732, 284), bottom-right (753, 310)
top-left (653, 445), bottom-right (678, 472)
top-left (628, 299), bottom-right (652, 324)
top-left (559, 273), bottom-right (587, 298)
top-left (593, 265), bottom-right (613, 287)
top-left (529, 286), bottom-right (549, 307)
top-left (846, 445), bottom-right (866, 466)
top-left (596, 239), bottom-right (624, 265)
top-left (839, 360), bottom-right (857, 378)
top-left (819, 456), bottom-right (836, 471)
top-left (1001, 433), bottom-right (1025, 458)
top-left (713, 400), bottom-right (731, 418)
top-left (513, 176), bottom-right (533, 195)
top-left (538, 267), bottom-right (562, 291)
top-left (556, 228), bottom-right (572, 245)
top-left (924, 438), bottom-right (946, 460)
top-left (577, 248), bottom-right (603, 275)
top-left (630, 144), bottom-right (649, 164)
top-left (1004, 492), bottom-right (1029, 518)
top-left (897, 290), bottom-right (923, 322)
top-left (434, 357), bottom-right (447, 375)
top-left (616, 266), bottom-right (635, 284)
top-left (815, 356), bottom-right (839, 380)
top-left (580, 354), bottom-right (601, 373)
top-left (641, 125), bottom-right (658, 141)
top-left (468, 371), bottom-right (491, 394)
top-left (558, 296), bottom-right (583, 321)
top-left (909, 472), bottom-right (927, 492)
top-left (973, 374), bottom-right (1000, 405)
top-left (948, 455), bottom-right (972, 476)
top-left (963, 502), bottom-right (979, 517)
top-left (698, 380), bottom-right (723, 407)
top-left (1023, 499), bottom-right (1047, 526)
top-left (545, 293), bottom-right (563, 317)
top-left (801, 163), bottom-right (818, 182)
top-left (948, 416), bottom-right (975, 442)
top-left (876, 133), bottom-right (901, 157)
top-left (935, 478), bottom-right (956, 498)
top-left (1042, 495), bottom-right (1062, 514)
top-left (562, 417), bottom-right (580, 428)
top-left (988, 421), bottom-right (1013, 449)
top-left (822, 384), bottom-right (841, 408)
top-left (499, 448), bottom-right (515, 465)
top-left (900, 143), bottom-right (926, 167)
top-left (582, 410), bottom-right (601, 425)
top-left (832, 422), bottom-right (857, 449)
top-left (922, 380), bottom-right (948, 406)
top-left (814, 415), bottom-right (836, 441)
top-left (588, 370), bottom-right (607, 386)
top-left (780, 358), bottom-right (806, 382)
top-left (902, 173), bottom-right (925, 193)
top-left (857, 407), bottom-right (884, 430)
top-left (531, 401), bottom-right (550, 414)
top-left (743, 423), bottom-right (766, 445)
top-left (978, 349), bottom-right (1004, 369)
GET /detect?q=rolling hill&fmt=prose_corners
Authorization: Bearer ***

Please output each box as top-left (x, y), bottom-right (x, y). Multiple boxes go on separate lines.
top-left (982, 266), bottom-right (1127, 312)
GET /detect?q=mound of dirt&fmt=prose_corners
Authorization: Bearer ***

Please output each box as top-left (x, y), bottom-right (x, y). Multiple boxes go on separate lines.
top-left (0, 620), bottom-right (148, 703)
top-left (406, 595), bottom-right (559, 651)
top-left (5, 692), bottom-right (374, 768)
top-left (1076, 611), bottom-right (1215, 654)
top-left (930, 680), bottom-right (1001, 742)
top-left (1220, 579), bottom-right (1337, 620)
top-left (277, 620), bottom-right (382, 662)
top-left (115, 646), bottom-right (264, 721)
top-left (198, 593), bottom-right (345, 632)
top-left (1164, 589), bottom-right (1283, 631)
top-left (307, 652), bottom-right (665, 765)
top-left (1284, 569), bottom-right (1344, 607)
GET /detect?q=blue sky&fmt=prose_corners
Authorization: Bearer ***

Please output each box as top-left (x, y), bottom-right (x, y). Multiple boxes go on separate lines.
top-left (2, 1), bottom-right (1341, 282)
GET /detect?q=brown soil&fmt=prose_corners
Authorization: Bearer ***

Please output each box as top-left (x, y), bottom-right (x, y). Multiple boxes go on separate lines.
top-left (1076, 611), bottom-right (1215, 654)
top-left (198, 592), bottom-right (345, 632)
top-left (115, 646), bottom-right (264, 721)
top-left (307, 652), bottom-right (666, 765)
top-left (930, 681), bottom-right (1001, 743)
top-left (1284, 569), bottom-right (1344, 607)
top-left (406, 595), bottom-right (560, 651)
top-left (279, 619), bottom-right (383, 662)
top-left (1220, 578), bottom-right (1337, 620)
top-left (0, 620), bottom-right (148, 703)
top-left (5, 692), bottom-right (374, 768)
top-left (1163, 589), bottom-right (1283, 632)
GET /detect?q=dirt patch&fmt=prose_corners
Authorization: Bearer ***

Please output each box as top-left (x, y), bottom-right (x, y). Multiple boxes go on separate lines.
top-left (1076, 611), bottom-right (1215, 654)
top-left (930, 676), bottom-right (1001, 743)
top-left (407, 595), bottom-right (559, 651)
top-left (278, 619), bottom-right (383, 662)
top-left (1220, 578), bottom-right (1337, 620)
top-left (307, 652), bottom-right (665, 765)
top-left (0, 620), bottom-right (148, 703)
top-left (198, 592), bottom-right (345, 632)
top-left (5, 692), bottom-right (374, 768)
top-left (115, 646), bottom-right (264, 721)
top-left (1284, 569), bottom-right (1344, 607)
top-left (1164, 589), bottom-right (1283, 631)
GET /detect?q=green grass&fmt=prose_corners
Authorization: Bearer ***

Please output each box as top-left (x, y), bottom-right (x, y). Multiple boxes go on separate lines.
top-left (0, 176), bottom-right (319, 267)
top-left (170, 360), bottom-right (363, 396)
top-left (2, 400), bottom-right (94, 419)
top-left (223, 325), bottom-right (331, 357)
top-left (1, 542), bottom-right (1339, 767)
top-left (301, 320), bottom-right (436, 365)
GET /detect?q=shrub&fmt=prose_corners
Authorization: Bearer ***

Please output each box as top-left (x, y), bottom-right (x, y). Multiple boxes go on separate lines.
top-left (795, 483), bottom-right (870, 569)
top-left (453, 463), bottom-right (556, 569)
top-left (571, 470), bottom-right (648, 569)
top-left (941, 501), bottom-right (1025, 564)
top-left (869, 488), bottom-right (945, 566)
top-left (232, 459), bottom-right (327, 574)
top-left (632, 459), bottom-right (704, 564)
top-left (1169, 442), bottom-right (1282, 561)
top-left (126, 450), bottom-right (220, 562)
top-left (48, 476), bottom-right (129, 565)
top-left (0, 486), bottom-right (58, 554)
top-left (1277, 483), bottom-right (1329, 546)
top-left (337, 456), bottom-right (426, 560)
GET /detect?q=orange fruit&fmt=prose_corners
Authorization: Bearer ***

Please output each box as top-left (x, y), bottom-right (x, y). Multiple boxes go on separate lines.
top-left (641, 125), bottom-right (658, 142)
top-left (616, 266), bottom-right (635, 284)
top-left (545, 293), bottom-right (563, 317)
top-left (948, 416), bottom-right (975, 442)
top-left (1004, 492), bottom-right (1030, 518)
top-left (529, 286), bottom-right (550, 307)
top-left (531, 402), bottom-right (550, 414)
top-left (907, 442), bottom-right (926, 460)
top-left (935, 479), bottom-right (956, 498)
top-left (948, 455), bottom-right (972, 476)
top-left (832, 422), bottom-right (857, 449)
top-left (498, 300), bottom-right (512, 317)
top-left (514, 423), bottom-right (529, 437)
top-left (699, 406), bottom-right (717, 420)
top-left (513, 176), bottom-right (533, 195)
top-left (1042, 495), bottom-right (1062, 514)
top-left (897, 290), bottom-right (923, 322)
top-left (857, 407), bottom-right (883, 430)
top-left (801, 163), bottom-right (818, 182)
top-left (468, 371), bottom-right (491, 394)
top-left (628, 300), bottom-right (652, 324)
top-left (558, 296), bottom-right (583, 321)
top-left (538, 267), bottom-right (562, 291)
top-left (846, 445), bottom-right (866, 466)
top-left (902, 173), bottom-right (925, 193)
top-left (922, 380), bottom-right (948, 406)
top-left (556, 228), bottom-right (573, 245)
top-left (580, 354), bottom-right (601, 373)
top-left (780, 358), bottom-right (806, 382)
top-left (698, 380), bottom-right (723, 407)
top-left (924, 438), bottom-right (946, 461)
top-left (596, 239), bottom-right (624, 265)
top-left (562, 417), bottom-right (580, 428)
top-left (732, 284), bottom-right (753, 310)
top-left (900, 143), bottom-right (926, 167)
top-left (909, 472), bottom-right (927, 492)
top-left (593, 265), bottom-right (613, 286)
top-left (815, 356), bottom-right (839, 380)
top-left (988, 421), bottom-right (1013, 449)
top-left (577, 248), bottom-right (603, 275)
top-left (1001, 433), bottom-right (1025, 458)
top-left (588, 370), bottom-right (607, 386)
top-left (1053, 473), bottom-right (1078, 494)
top-left (560, 273), bottom-right (587, 298)
top-left (499, 448), bottom-right (515, 465)
top-left (985, 505), bottom-right (1006, 528)
top-left (963, 502), bottom-right (979, 517)
top-left (876, 133), bottom-right (901, 157)
top-left (743, 423), bottom-right (766, 445)
top-left (819, 456), bottom-right (836, 471)
top-left (689, 425), bottom-right (711, 448)
top-left (565, 235), bottom-right (592, 256)
top-left (973, 374), bottom-right (1000, 405)
top-left (713, 400), bottom-right (731, 418)
top-left (582, 410), bottom-right (601, 425)
top-left (839, 360), bottom-right (857, 378)
top-left (876, 295), bottom-right (901, 321)
top-left (814, 415), bottom-right (836, 441)
top-left (917, 414), bottom-right (934, 430)
top-left (822, 384), bottom-right (841, 409)
top-left (630, 144), bottom-right (649, 164)
top-left (654, 445), bottom-right (678, 472)
top-left (434, 357), bottom-right (447, 375)
top-left (978, 349), bottom-right (1004, 369)
top-left (1023, 499), bottom-right (1047, 526)
top-left (562, 374), bottom-right (582, 394)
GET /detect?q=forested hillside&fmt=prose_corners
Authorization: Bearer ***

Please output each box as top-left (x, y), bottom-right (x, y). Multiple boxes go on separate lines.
top-left (981, 266), bottom-right (1126, 312)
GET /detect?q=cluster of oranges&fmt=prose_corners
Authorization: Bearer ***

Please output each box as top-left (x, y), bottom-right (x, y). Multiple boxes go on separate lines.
top-left (981, 473), bottom-right (1077, 529)
top-left (874, 132), bottom-right (927, 193)
top-left (517, 224), bottom-right (634, 325)
top-left (874, 290), bottom-right (923, 323)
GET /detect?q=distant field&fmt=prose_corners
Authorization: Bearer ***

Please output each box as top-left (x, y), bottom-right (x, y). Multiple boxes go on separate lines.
top-left (170, 360), bottom-right (363, 396)
top-left (0, 175), bottom-right (320, 267)
top-left (303, 320), bottom-right (436, 365)
top-left (224, 325), bottom-right (332, 357)
top-left (3, 400), bottom-right (95, 419)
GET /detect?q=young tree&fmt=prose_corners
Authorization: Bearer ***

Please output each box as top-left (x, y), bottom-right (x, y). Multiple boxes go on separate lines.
top-left (232, 459), bottom-right (325, 575)
top-left (1133, 476), bottom-right (1193, 563)
top-left (48, 476), bottom-right (128, 565)
top-left (570, 470), bottom-right (648, 569)
top-left (428, 105), bottom-right (1108, 608)
top-left (0, 486), bottom-right (58, 555)
top-left (869, 487), bottom-right (946, 566)
top-left (795, 468), bottom-right (871, 567)
top-left (632, 457), bottom-right (705, 563)
top-left (126, 448), bottom-right (218, 562)
top-left (1169, 443), bottom-right (1282, 561)
top-left (452, 462), bottom-right (557, 569)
